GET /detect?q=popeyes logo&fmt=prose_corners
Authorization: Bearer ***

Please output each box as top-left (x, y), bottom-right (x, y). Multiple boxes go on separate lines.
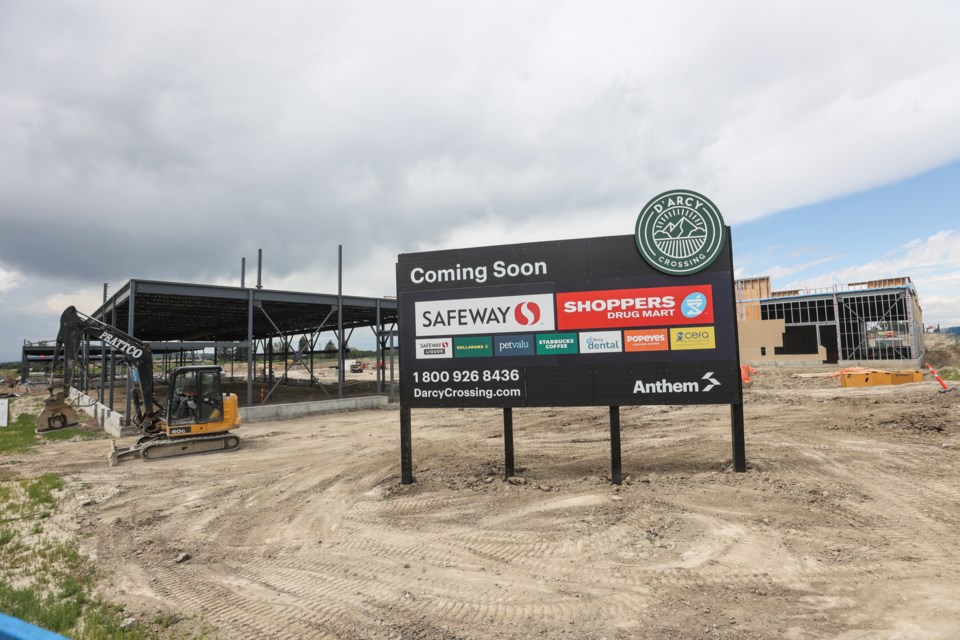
top-left (624, 329), bottom-right (669, 352)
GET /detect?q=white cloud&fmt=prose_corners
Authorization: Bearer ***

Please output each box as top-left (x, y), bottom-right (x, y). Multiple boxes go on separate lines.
top-left (782, 230), bottom-right (960, 326)
top-left (0, 267), bottom-right (20, 293)
top-left (760, 256), bottom-right (842, 283)
top-left (28, 287), bottom-right (108, 317)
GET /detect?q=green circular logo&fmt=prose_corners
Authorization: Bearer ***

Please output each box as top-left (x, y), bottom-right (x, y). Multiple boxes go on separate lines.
top-left (635, 189), bottom-right (726, 275)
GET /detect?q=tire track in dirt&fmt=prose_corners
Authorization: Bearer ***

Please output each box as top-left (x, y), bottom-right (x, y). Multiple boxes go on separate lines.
top-left (13, 371), bottom-right (960, 639)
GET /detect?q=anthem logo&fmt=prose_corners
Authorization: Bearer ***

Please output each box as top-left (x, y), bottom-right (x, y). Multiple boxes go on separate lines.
top-left (633, 372), bottom-right (721, 394)
top-left (635, 190), bottom-right (726, 276)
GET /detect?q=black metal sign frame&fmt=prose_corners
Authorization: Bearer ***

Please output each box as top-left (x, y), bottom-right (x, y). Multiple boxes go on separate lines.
top-left (396, 232), bottom-right (745, 484)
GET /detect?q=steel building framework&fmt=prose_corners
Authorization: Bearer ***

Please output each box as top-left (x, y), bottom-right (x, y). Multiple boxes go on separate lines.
top-left (759, 284), bottom-right (922, 362)
top-left (27, 279), bottom-right (398, 423)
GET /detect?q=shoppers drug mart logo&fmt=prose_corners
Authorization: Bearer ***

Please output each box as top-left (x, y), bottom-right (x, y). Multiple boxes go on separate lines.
top-left (635, 190), bottom-right (725, 276)
top-left (681, 292), bottom-right (708, 318)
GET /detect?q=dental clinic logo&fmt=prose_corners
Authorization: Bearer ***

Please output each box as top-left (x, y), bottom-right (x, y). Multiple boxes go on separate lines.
top-left (579, 330), bottom-right (623, 354)
top-left (514, 301), bottom-right (541, 326)
top-left (635, 189), bottom-right (726, 276)
top-left (681, 292), bottom-right (708, 318)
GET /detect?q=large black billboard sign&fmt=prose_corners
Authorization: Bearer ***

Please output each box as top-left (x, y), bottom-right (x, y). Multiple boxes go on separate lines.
top-left (396, 232), bottom-right (742, 409)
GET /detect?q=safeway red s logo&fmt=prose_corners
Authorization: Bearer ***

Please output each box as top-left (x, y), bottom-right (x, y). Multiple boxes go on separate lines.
top-left (514, 301), bottom-right (541, 325)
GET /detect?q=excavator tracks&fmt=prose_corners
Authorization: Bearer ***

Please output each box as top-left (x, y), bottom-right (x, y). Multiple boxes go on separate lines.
top-left (142, 433), bottom-right (241, 460)
top-left (110, 433), bottom-right (241, 466)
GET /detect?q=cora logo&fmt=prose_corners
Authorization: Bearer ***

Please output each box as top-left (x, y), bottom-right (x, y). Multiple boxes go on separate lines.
top-left (514, 301), bottom-right (541, 325)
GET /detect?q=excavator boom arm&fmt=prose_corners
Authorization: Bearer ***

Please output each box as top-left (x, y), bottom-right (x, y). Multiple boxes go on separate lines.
top-left (49, 306), bottom-right (159, 430)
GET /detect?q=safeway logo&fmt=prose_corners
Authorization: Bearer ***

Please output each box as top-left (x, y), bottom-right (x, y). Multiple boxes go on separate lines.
top-left (415, 293), bottom-right (555, 337)
top-left (633, 372), bottom-right (721, 394)
top-left (514, 301), bottom-right (541, 325)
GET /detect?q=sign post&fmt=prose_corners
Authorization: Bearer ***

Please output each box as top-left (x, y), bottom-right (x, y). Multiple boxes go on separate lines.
top-left (396, 190), bottom-right (744, 483)
top-left (0, 398), bottom-right (8, 428)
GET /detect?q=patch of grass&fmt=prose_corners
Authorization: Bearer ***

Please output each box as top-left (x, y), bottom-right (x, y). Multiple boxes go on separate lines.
top-left (0, 473), bottom-right (202, 639)
top-left (42, 426), bottom-right (105, 443)
top-left (23, 474), bottom-right (65, 507)
top-left (0, 399), bottom-right (105, 456)
top-left (938, 366), bottom-right (960, 381)
top-left (0, 410), bottom-right (41, 454)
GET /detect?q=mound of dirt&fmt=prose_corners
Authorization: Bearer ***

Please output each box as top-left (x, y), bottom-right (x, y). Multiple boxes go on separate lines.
top-left (924, 332), bottom-right (960, 368)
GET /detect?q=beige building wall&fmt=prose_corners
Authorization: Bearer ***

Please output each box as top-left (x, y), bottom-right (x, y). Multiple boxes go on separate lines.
top-left (737, 319), bottom-right (827, 363)
top-left (735, 277), bottom-right (770, 321)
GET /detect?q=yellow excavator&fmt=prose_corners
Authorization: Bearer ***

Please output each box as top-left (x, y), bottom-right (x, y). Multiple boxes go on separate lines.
top-left (38, 306), bottom-right (242, 465)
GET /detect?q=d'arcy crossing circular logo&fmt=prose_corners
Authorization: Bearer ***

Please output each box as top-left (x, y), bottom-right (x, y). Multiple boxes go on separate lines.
top-left (635, 190), bottom-right (725, 275)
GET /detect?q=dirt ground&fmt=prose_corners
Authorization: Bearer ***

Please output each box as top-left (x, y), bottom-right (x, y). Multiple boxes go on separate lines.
top-left (7, 366), bottom-right (960, 639)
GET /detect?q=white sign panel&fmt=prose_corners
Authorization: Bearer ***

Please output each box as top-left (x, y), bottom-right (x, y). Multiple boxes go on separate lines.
top-left (578, 330), bottom-right (624, 354)
top-left (414, 293), bottom-right (555, 337)
top-left (0, 398), bottom-right (8, 427)
top-left (415, 338), bottom-right (454, 359)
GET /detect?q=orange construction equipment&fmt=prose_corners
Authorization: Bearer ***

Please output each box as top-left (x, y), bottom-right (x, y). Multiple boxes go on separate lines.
top-left (839, 369), bottom-right (923, 388)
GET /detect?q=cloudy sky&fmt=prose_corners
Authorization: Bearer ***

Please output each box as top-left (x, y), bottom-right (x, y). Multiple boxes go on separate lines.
top-left (2, 1), bottom-right (959, 361)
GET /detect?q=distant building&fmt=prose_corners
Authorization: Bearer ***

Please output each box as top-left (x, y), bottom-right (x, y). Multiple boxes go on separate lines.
top-left (735, 276), bottom-right (923, 365)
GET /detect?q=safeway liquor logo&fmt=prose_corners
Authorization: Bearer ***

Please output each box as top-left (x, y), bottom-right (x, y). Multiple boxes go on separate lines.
top-left (415, 338), bottom-right (453, 359)
top-left (415, 293), bottom-right (555, 337)
top-left (556, 285), bottom-right (713, 330)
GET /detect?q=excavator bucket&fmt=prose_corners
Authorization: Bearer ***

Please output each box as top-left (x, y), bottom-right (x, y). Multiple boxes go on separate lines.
top-left (36, 390), bottom-right (79, 434)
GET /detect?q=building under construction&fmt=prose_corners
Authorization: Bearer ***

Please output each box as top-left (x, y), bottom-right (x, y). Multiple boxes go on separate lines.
top-left (736, 276), bottom-right (924, 365)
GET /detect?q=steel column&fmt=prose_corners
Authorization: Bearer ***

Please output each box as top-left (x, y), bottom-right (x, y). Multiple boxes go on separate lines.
top-left (400, 406), bottom-right (413, 484)
top-left (504, 408), bottom-right (515, 478)
top-left (246, 290), bottom-right (254, 408)
top-left (124, 281), bottom-right (136, 425)
top-left (337, 244), bottom-right (343, 400)
top-left (609, 406), bottom-right (622, 485)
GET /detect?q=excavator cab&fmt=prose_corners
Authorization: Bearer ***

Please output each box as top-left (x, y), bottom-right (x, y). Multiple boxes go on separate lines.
top-left (163, 365), bottom-right (239, 438)
top-left (167, 367), bottom-right (223, 425)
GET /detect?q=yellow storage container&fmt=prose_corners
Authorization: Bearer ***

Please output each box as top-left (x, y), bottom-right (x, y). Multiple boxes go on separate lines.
top-left (840, 371), bottom-right (891, 387)
top-left (889, 370), bottom-right (923, 385)
top-left (840, 370), bottom-right (923, 388)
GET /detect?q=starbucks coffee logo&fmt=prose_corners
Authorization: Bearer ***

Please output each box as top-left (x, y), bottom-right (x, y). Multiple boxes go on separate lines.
top-left (635, 189), bottom-right (725, 275)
